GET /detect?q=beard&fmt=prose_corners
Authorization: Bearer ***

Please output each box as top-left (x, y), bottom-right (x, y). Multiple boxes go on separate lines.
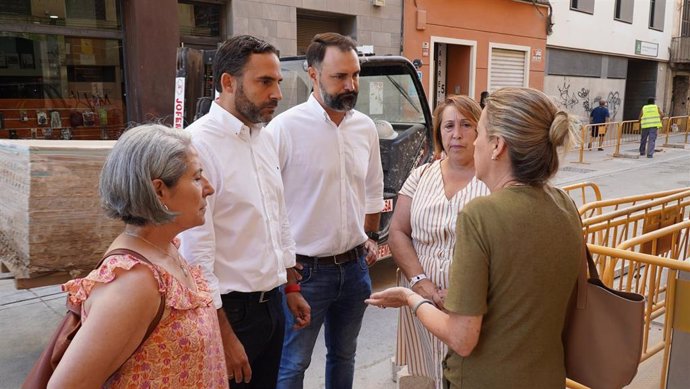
top-left (319, 82), bottom-right (358, 112)
top-left (235, 81), bottom-right (278, 124)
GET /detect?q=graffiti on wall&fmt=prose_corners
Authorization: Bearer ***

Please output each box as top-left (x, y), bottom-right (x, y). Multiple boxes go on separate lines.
top-left (557, 79), bottom-right (579, 110)
top-left (554, 78), bottom-right (622, 120)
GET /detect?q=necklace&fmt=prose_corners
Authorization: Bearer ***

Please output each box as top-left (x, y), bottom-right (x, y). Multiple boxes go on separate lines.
top-left (124, 231), bottom-right (189, 277)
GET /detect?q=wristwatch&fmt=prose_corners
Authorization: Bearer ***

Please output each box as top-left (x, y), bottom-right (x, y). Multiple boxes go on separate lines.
top-left (409, 273), bottom-right (428, 288)
top-left (365, 231), bottom-right (380, 241)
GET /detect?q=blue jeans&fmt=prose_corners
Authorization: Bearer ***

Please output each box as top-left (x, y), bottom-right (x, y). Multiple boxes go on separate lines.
top-left (277, 253), bottom-right (372, 389)
top-left (640, 127), bottom-right (658, 157)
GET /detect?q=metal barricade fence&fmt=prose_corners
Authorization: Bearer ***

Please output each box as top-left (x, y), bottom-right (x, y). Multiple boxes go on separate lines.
top-left (561, 182), bottom-right (602, 212)
top-left (577, 187), bottom-right (690, 219)
top-left (579, 189), bottom-right (690, 275)
top-left (591, 220), bottom-right (690, 389)
top-left (575, 116), bottom-right (690, 163)
top-left (663, 115), bottom-right (690, 147)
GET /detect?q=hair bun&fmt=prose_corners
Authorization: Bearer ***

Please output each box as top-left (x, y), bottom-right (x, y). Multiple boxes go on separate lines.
top-left (549, 110), bottom-right (579, 148)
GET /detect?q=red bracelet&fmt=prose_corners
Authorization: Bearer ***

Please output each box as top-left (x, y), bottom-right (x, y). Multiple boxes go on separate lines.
top-left (284, 284), bottom-right (301, 294)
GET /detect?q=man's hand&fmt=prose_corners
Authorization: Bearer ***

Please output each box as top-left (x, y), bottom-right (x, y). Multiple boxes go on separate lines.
top-left (288, 264), bottom-right (303, 283)
top-left (411, 279), bottom-right (445, 310)
top-left (223, 334), bottom-right (251, 384)
top-left (364, 239), bottom-right (378, 266)
top-left (286, 292), bottom-right (311, 329)
top-left (217, 310), bottom-right (251, 384)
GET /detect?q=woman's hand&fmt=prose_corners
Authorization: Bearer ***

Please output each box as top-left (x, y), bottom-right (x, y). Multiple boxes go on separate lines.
top-left (365, 286), bottom-right (415, 308)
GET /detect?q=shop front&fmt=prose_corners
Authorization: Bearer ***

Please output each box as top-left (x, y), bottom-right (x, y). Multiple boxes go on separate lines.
top-left (0, 0), bottom-right (125, 140)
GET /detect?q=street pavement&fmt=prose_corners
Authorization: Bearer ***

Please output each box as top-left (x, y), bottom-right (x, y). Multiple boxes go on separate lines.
top-left (1, 136), bottom-right (689, 389)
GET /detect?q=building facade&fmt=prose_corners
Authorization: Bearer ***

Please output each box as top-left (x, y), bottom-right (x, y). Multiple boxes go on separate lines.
top-left (401, 0), bottom-right (550, 108)
top-left (0, 0), bottom-right (403, 140)
top-left (545, 0), bottom-right (674, 122)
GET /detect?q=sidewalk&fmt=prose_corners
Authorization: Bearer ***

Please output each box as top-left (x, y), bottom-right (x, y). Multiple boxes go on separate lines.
top-left (2, 139), bottom-right (690, 389)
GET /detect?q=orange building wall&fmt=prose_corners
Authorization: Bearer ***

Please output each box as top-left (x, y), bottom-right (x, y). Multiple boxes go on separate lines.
top-left (403, 0), bottom-right (547, 100)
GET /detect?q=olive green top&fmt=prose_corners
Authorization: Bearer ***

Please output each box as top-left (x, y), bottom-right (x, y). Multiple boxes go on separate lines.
top-left (443, 185), bottom-right (581, 389)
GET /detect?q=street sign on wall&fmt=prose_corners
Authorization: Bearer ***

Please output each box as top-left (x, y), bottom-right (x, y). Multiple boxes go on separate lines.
top-left (635, 40), bottom-right (659, 57)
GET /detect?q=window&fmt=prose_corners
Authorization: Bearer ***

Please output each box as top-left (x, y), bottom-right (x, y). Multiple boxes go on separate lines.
top-left (178, 1), bottom-right (223, 49)
top-left (0, 0), bottom-right (120, 29)
top-left (649, 0), bottom-right (666, 31)
top-left (0, 34), bottom-right (126, 140)
top-left (178, 2), bottom-right (221, 38)
top-left (571, 0), bottom-right (595, 14)
top-left (614, 0), bottom-right (633, 23)
top-left (488, 45), bottom-right (529, 92)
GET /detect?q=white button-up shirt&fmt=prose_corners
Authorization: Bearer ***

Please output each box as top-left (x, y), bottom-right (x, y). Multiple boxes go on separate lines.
top-left (179, 102), bottom-right (295, 308)
top-left (266, 94), bottom-right (384, 257)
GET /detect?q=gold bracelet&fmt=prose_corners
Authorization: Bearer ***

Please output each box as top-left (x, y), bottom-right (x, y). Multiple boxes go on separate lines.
top-left (411, 298), bottom-right (434, 317)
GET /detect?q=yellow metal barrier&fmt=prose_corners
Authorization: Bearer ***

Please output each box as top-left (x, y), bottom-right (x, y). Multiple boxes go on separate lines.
top-left (565, 378), bottom-right (590, 389)
top-left (663, 115), bottom-right (690, 147)
top-left (561, 182), bottom-right (602, 212)
top-left (590, 235), bottom-right (690, 389)
top-left (576, 115), bottom-right (690, 163)
top-left (612, 120), bottom-right (643, 157)
top-left (578, 187), bottom-right (690, 219)
top-left (580, 189), bottom-right (690, 274)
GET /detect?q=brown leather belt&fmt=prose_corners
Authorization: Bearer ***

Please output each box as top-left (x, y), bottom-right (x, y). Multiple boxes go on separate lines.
top-left (296, 244), bottom-right (366, 265)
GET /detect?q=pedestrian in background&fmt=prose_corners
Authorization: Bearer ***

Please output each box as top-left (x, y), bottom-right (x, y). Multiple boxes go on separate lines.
top-left (179, 35), bottom-right (310, 389)
top-left (266, 32), bottom-right (384, 389)
top-left (639, 97), bottom-right (663, 158)
top-left (588, 99), bottom-right (609, 151)
top-left (389, 95), bottom-right (489, 389)
top-left (49, 124), bottom-right (226, 388)
top-left (479, 91), bottom-right (489, 109)
top-left (367, 87), bottom-right (582, 389)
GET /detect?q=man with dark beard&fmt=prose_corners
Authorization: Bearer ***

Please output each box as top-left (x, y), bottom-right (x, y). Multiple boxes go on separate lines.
top-left (179, 35), bottom-right (311, 389)
top-left (266, 32), bottom-right (384, 389)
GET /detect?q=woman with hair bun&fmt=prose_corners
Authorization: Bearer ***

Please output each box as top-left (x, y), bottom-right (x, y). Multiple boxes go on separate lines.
top-left (367, 87), bottom-right (582, 389)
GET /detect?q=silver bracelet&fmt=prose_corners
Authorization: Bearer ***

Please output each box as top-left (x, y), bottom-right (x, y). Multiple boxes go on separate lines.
top-left (408, 273), bottom-right (427, 288)
top-left (411, 298), bottom-right (434, 317)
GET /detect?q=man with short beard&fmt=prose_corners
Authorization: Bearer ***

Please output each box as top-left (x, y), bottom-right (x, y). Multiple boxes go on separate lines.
top-left (179, 35), bottom-right (311, 389)
top-left (266, 32), bottom-right (384, 389)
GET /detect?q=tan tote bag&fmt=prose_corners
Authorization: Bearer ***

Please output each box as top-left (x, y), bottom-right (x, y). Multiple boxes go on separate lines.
top-left (563, 245), bottom-right (645, 389)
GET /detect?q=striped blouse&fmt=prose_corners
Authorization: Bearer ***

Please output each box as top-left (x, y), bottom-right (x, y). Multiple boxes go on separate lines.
top-left (395, 159), bottom-right (489, 389)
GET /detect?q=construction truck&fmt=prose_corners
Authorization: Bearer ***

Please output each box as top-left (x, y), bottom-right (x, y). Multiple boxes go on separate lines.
top-left (175, 47), bottom-right (434, 260)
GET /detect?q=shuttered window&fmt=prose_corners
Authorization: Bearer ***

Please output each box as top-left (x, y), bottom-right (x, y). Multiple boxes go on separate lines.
top-left (296, 17), bottom-right (340, 55)
top-left (488, 48), bottom-right (527, 92)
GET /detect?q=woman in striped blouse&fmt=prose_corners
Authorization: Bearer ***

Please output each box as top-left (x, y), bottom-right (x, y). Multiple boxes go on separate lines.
top-left (389, 95), bottom-right (489, 388)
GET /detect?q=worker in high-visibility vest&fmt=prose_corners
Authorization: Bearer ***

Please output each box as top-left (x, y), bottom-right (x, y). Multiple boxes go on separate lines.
top-left (638, 97), bottom-right (663, 158)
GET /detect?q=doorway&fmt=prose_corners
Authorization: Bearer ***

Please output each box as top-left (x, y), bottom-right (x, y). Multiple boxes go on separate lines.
top-left (429, 37), bottom-right (476, 109)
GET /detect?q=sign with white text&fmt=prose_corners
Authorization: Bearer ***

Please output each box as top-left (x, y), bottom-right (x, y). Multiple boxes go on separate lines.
top-left (174, 77), bottom-right (185, 129)
top-left (635, 40), bottom-right (658, 57)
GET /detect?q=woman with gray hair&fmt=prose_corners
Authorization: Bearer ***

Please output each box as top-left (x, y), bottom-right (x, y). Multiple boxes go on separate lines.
top-left (367, 87), bottom-right (582, 389)
top-left (47, 124), bottom-right (228, 388)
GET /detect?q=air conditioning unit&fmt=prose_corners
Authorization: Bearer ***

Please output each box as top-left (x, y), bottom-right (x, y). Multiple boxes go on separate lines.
top-left (372, 0), bottom-right (385, 6)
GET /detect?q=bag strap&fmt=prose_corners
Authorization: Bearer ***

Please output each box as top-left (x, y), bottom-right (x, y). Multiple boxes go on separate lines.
top-left (420, 161), bottom-right (432, 177)
top-left (557, 187), bottom-right (597, 310)
top-left (98, 248), bottom-right (166, 347)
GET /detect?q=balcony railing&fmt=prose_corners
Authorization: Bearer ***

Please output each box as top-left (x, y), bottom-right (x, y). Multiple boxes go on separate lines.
top-left (671, 36), bottom-right (690, 63)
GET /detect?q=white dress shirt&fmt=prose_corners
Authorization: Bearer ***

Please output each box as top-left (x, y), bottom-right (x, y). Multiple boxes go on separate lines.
top-left (266, 94), bottom-right (384, 257)
top-left (179, 101), bottom-right (296, 308)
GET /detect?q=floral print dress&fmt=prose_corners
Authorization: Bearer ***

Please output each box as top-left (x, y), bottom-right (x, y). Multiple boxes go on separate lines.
top-left (62, 251), bottom-right (228, 388)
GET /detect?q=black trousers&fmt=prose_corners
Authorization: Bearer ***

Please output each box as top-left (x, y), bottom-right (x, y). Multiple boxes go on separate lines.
top-left (221, 288), bottom-right (285, 389)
